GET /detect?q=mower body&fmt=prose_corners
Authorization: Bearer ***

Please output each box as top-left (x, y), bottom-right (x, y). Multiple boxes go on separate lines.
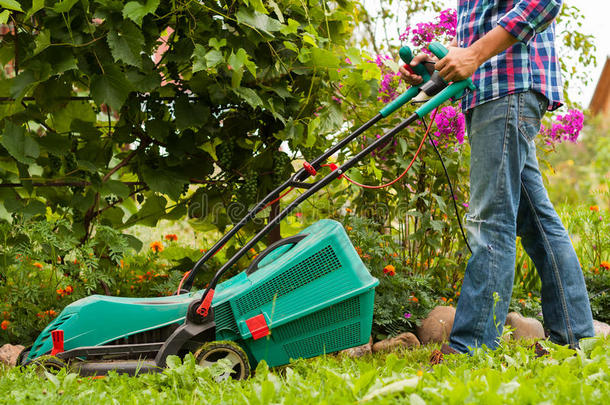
top-left (27, 219), bottom-right (378, 370)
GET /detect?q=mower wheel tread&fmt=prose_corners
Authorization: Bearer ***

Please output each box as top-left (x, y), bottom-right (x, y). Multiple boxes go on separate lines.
top-left (194, 341), bottom-right (250, 381)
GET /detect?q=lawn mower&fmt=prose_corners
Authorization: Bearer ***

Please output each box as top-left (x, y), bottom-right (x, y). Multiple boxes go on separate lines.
top-left (20, 42), bottom-right (474, 379)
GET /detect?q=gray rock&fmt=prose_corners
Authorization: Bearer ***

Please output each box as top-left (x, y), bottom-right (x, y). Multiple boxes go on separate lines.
top-left (593, 320), bottom-right (610, 337)
top-left (505, 312), bottom-right (545, 340)
top-left (340, 337), bottom-right (373, 358)
top-left (0, 344), bottom-right (25, 367)
top-left (416, 306), bottom-right (456, 344)
top-left (372, 332), bottom-right (420, 353)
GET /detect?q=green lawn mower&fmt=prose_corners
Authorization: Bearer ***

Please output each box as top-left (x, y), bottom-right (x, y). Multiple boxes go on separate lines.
top-left (21, 42), bottom-right (474, 379)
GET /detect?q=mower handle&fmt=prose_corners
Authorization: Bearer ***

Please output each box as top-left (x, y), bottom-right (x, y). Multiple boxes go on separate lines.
top-left (378, 45), bottom-right (432, 118)
top-left (245, 234), bottom-right (308, 275)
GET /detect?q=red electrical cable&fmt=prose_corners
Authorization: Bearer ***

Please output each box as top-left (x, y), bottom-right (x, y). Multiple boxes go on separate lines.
top-left (263, 187), bottom-right (294, 210)
top-left (342, 108), bottom-right (438, 189)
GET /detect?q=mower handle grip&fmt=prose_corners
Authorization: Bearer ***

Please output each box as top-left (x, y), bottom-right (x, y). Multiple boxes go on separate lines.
top-left (413, 41), bottom-right (477, 117)
top-left (379, 45), bottom-right (431, 118)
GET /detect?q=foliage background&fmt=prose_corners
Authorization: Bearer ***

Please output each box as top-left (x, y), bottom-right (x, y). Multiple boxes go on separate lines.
top-left (0, 0), bottom-right (608, 345)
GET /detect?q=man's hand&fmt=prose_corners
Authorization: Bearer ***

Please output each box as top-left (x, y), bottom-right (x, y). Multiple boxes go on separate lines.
top-left (398, 53), bottom-right (436, 86)
top-left (435, 46), bottom-right (481, 82)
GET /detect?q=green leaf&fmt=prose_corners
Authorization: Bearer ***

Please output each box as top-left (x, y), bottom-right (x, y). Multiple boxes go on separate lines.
top-left (90, 66), bottom-right (132, 111)
top-left (122, 0), bottom-right (160, 27)
top-left (133, 194), bottom-right (167, 227)
top-left (107, 21), bottom-right (145, 68)
top-left (102, 180), bottom-right (130, 199)
top-left (236, 9), bottom-right (283, 36)
top-left (311, 47), bottom-right (340, 68)
top-left (53, 0), bottom-right (79, 13)
top-left (280, 18), bottom-right (299, 35)
top-left (0, 122), bottom-right (40, 164)
top-left (0, 9), bottom-right (11, 24)
top-left (174, 95), bottom-right (210, 130)
top-left (34, 29), bottom-right (51, 55)
top-left (233, 87), bottom-right (263, 109)
top-left (141, 167), bottom-right (188, 200)
top-left (200, 138), bottom-right (222, 161)
top-left (0, 0), bottom-right (23, 11)
top-left (208, 38), bottom-right (226, 50)
top-left (26, 0), bottom-right (45, 19)
top-left (192, 44), bottom-right (207, 73)
top-left (205, 49), bottom-right (223, 69)
top-left (49, 100), bottom-right (96, 133)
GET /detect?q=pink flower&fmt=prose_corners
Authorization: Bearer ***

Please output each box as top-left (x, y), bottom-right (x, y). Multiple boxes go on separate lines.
top-left (404, 312), bottom-right (412, 319)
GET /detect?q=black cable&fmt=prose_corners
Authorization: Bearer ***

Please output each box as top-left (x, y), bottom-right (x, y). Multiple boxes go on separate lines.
top-left (421, 116), bottom-right (472, 254)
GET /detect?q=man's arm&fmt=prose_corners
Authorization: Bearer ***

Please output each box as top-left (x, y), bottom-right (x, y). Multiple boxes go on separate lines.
top-left (435, 0), bottom-right (562, 82)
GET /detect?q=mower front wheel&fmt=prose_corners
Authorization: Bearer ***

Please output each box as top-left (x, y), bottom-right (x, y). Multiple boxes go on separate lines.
top-left (30, 355), bottom-right (69, 376)
top-left (194, 341), bottom-right (250, 381)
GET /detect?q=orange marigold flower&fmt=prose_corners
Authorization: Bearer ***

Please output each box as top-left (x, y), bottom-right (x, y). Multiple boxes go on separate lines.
top-left (65, 285), bottom-right (73, 295)
top-left (590, 205), bottom-right (599, 212)
top-left (601, 261), bottom-right (610, 270)
top-left (165, 234), bottom-right (178, 241)
top-left (411, 296), bottom-right (419, 303)
top-left (346, 226), bottom-right (353, 231)
top-left (383, 265), bottom-right (396, 276)
top-left (150, 241), bottom-right (164, 253)
top-left (345, 208), bottom-right (352, 213)
top-left (1, 320), bottom-right (10, 330)
top-left (528, 292), bottom-right (532, 298)
top-left (47, 310), bottom-right (57, 317)
top-left (33, 262), bottom-right (43, 269)
top-left (441, 297), bottom-right (447, 302)
top-left (56, 289), bottom-right (64, 296)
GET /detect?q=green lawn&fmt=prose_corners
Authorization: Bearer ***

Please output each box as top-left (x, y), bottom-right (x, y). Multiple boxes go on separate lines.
top-left (1, 337), bottom-right (608, 404)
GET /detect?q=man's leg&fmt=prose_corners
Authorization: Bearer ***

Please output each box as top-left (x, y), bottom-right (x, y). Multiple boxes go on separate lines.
top-left (516, 133), bottom-right (595, 347)
top-left (449, 92), bottom-right (533, 354)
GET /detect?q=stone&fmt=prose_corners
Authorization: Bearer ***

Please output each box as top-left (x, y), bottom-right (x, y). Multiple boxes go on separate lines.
top-left (505, 312), bottom-right (545, 340)
top-left (0, 344), bottom-right (25, 367)
top-left (593, 320), bottom-right (610, 337)
top-left (416, 306), bottom-right (456, 344)
top-left (339, 337), bottom-right (372, 358)
top-left (372, 332), bottom-right (420, 353)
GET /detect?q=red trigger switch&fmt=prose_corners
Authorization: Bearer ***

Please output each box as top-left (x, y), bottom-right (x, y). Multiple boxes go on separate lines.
top-left (403, 64), bottom-right (415, 75)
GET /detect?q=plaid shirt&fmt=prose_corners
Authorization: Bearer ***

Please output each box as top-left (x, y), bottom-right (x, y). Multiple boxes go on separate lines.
top-left (456, 0), bottom-right (563, 111)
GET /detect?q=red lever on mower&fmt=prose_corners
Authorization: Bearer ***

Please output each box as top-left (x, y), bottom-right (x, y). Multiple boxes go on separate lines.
top-left (196, 288), bottom-right (215, 317)
top-left (50, 329), bottom-right (64, 356)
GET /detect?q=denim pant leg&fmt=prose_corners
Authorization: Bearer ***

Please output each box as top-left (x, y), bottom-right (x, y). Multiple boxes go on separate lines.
top-left (516, 134), bottom-right (595, 348)
top-left (449, 92), bottom-right (532, 353)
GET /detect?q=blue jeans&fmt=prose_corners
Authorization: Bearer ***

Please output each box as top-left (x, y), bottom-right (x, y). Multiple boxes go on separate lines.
top-left (449, 90), bottom-right (595, 353)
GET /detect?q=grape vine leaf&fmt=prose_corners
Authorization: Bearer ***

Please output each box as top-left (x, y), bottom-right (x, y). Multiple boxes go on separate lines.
top-left (107, 21), bottom-right (145, 68)
top-left (0, 122), bottom-right (40, 164)
top-left (122, 0), bottom-right (160, 27)
top-left (90, 66), bottom-right (132, 111)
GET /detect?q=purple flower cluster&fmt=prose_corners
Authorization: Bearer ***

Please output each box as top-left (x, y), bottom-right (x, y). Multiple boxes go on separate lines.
top-left (541, 109), bottom-right (584, 144)
top-left (433, 106), bottom-right (466, 146)
top-left (378, 72), bottom-right (401, 103)
top-left (369, 54), bottom-right (402, 103)
top-left (400, 9), bottom-right (457, 50)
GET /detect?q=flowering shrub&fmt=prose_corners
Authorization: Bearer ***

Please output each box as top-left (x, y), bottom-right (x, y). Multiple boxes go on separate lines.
top-left (433, 106), bottom-right (466, 146)
top-left (400, 9), bottom-right (457, 51)
top-left (541, 109), bottom-right (585, 145)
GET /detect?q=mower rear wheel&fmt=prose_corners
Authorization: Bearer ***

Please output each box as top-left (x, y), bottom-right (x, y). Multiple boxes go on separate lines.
top-left (30, 355), bottom-right (68, 376)
top-left (194, 341), bottom-right (250, 381)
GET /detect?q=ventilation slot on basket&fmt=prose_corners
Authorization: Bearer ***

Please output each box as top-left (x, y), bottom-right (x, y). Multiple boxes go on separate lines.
top-left (283, 323), bottom-right (361, 359)
top-left (214, 301), bottom-right (239, 338)
top-left (235, 245), bottom-right (341, 316)
top-left (273, 297), bottom-right (360, 341)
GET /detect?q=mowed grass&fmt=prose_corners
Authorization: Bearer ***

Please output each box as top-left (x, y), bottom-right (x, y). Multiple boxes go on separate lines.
top-left (1, 337), bottom-right (608, 404)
